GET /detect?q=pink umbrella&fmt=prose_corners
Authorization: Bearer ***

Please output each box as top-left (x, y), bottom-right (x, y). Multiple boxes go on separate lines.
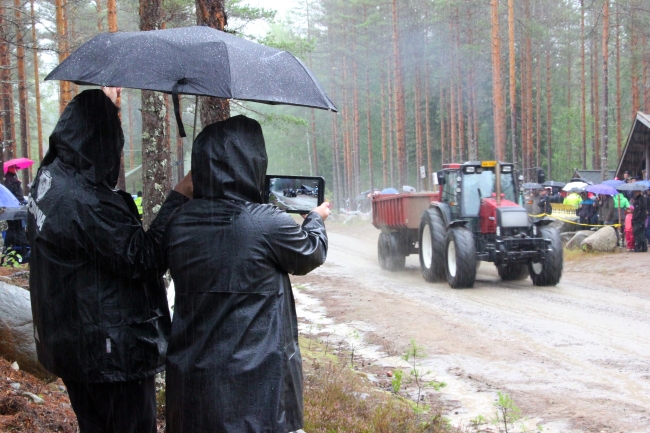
top-left (3, 157), bottom-right (34, 174)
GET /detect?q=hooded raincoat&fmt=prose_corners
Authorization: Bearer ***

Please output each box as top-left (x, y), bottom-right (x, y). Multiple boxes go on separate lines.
top-left (164, 115), bottom-right (327, 433)
top-left (28, 89), bottom-right (187, 383)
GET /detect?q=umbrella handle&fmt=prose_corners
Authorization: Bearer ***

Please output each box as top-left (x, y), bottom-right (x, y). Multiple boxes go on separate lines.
top-left (172, 82), bottom-right (187, 138)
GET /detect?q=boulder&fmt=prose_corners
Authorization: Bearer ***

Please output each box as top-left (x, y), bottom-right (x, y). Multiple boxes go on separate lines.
top-left (565, 230), bottom-right (594, 250)
top-left (581, 226), bottom-right (618, 252)
top-left (0, 282), bottom-right (53, 379)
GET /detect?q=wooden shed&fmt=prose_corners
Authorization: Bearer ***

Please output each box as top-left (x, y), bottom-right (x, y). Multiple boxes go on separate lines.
top-left (616, 112), bottom-right (650, 180)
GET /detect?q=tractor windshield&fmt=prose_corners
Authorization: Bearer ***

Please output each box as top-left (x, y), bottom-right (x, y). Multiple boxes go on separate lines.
top-left (462, 169), bottom-right (516, 216)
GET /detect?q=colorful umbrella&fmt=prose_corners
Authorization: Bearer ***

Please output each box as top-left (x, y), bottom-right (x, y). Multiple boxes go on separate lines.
top-left (4, 157), bottom-right (34, 174)
top-left (585, 184), bottom-right (618, 196)
top-left (562, 181), bottom-right (588, 192)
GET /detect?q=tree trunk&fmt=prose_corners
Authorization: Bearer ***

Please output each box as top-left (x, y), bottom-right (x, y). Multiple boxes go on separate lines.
top-left (454, 10), bottom-right (464, 161)
top-left (96, 0), bottom-right (103, 31)
top-left (615, 0), bottom-right (622, 158)
top-left (196, 0), bottom-right (229, 126)
top-left (14, 0), bottom-right (31, 191)
top-left (127, 91), bottom-right (135, 170)
top-left (536, 56), bottom-right (541, 169)
top-left (642, 32), bottom-right (649, 114)
top-left (55, 0), bottom-right (72, 113)
top-left (490, 0), bottom-right (505, 160)
top-left (352, 57), bottom-right (360, 196)
top-left (507, 0), bottom-right (517, 166)
top-left (601, 0), bottom-right (609, 181)
top-left (546, 49), bottom-right (552, 179)
top-left (439, 81), bottom-right (446, 165)
top-left (391, 0), bottom-right (406, 187)
top-left (414, 73), bottom-right (423, 191)
top-left (449, 73), bottom-right (457, 161)
top-left (30, 0), bottom-right (43, 162)
top-left (425, 64), bottom-right (433, 181)
top-left (631, 9), bottom-right (640, 118)
top-left (524, 0), bottom-right (533, 174)
top-left (140, 0), bottom-right (171, 228)
top-left (388, 63), bottom-right (395, 187)
top-left (0, 3), bottom-right (15, 164)
top-left (342, 45), bottom-right (351, 201)
top-left (381, 77), bottom-right (387, 188)
top-left (365, 67), bottom-right (373, 192)
top-left (580, 0), bottom-right (587, 170)
top-left (593, 35), bottom-right (600, 169)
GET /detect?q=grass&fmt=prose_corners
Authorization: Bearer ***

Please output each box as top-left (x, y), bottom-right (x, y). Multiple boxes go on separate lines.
top-left (301, 336), bottom-right (463, 433)
top-left (563, 247), bottom-right (620, 262)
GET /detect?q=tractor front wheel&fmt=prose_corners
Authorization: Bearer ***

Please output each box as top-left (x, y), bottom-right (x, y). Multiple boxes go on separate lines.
top-left (445, 226), bottom-right (477, 288)
top-left (419, 209), bottom-right (446, 282)
top-left (497, 263), bottom-right (529, 281)
top-left (528, 226), bottom-right (563, 286)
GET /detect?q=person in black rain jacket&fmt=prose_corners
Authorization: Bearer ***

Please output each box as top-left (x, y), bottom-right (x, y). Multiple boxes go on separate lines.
top-left (164, 115), bottom-right (329, 433)
top-left (632, 189), bottom-right (647, 252)
top-left (28, 88), bottom-right (192, 433)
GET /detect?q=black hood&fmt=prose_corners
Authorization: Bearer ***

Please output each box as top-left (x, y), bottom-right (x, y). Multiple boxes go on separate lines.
top-left (44, 89), bottom-right (124, 186)
top-left (192, 115), bottom-right (268, 202)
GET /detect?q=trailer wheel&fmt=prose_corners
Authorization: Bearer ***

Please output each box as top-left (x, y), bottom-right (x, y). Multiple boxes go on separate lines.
top-left (386, 232), bottom-right (405, 271)
top-left (419, 209), bottom-right (446, 282)
top-left (445, 227), bottom-right (477, 288)
top-left (496, 263), bottom-right (529, 281)
top-left (377, 233), bottom-right (390, 270)
top-left (528, 226), bottom-right (563, 286)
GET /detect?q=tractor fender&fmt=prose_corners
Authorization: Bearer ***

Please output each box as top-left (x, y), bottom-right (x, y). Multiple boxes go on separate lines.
top-left (448, 219), bottom-right (468, 228)
top-left (533, 218), bottom-right (553, 226)
top-left (429, 202), bottom-right (453, 228)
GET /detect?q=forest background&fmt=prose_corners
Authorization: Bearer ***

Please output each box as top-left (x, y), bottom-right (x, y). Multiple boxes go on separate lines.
top-left (1, 0), bottom-right (650, 217)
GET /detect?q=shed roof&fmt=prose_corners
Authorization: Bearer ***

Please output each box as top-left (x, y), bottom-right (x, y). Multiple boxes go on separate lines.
top-left (571, 169), bottom-right (616, 184)
top-left (616, 112), bottom-right (650, 179)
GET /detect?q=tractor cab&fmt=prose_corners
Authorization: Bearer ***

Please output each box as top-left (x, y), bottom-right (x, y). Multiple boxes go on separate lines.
top-left (438, 161), bottom-right (521, 233)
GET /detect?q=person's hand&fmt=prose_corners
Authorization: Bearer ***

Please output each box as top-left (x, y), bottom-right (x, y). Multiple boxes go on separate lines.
top-left (174, 171), bottom-right (193, 199)
top-left (308, 201), bottom-right (330, 221)
top-left (102, 86), bottom-right (122, 105)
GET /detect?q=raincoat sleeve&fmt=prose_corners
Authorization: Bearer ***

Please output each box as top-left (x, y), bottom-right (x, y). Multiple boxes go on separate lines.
top-left (265, 208), bottom-right (328, 276)
top-left (81, 190), bottom-right (189, 281)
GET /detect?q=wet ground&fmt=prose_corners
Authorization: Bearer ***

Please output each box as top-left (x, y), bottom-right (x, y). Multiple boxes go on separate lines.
top-left (292, 219), bottom-right (650, 432)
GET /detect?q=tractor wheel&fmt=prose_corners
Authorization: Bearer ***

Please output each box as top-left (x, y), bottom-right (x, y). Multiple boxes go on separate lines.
top-left (377, 233), bottom-right (390, 270)
top-left (419, 209), bottom-right (446, 282)
top-left (496, 263), bottom-right (529, 281)
top-left (528, 226), bottom-right (563, 286)
top-left (386, 232), bottom-right (406, 271)
top-left (445, 226), bottom-right (477, 288)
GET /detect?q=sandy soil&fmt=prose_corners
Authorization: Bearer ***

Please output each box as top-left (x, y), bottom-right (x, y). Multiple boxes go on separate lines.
top-left (292, 218), bottom-right (650, 432)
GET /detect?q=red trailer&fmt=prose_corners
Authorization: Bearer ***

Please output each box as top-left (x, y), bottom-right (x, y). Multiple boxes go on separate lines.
top-left (372, 192), bottom-right (439, 271)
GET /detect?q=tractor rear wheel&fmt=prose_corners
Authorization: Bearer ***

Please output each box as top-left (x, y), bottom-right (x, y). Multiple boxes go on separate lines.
top-left (496, 263), bottom-right (529, 281)
top-left (386, 232), bottom-right (406, 271)
top-left (419, 209), bottom-right (446, 282)
top-left (445, 226), bottom-right (477, 288)
top-left (378, 233), bottom-right (390, 270)
top-left (528, 226), bottom-right (563, 286)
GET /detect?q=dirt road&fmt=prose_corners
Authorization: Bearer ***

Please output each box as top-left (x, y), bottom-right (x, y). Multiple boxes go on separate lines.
top-left (292, 219), bottom-right (650, 432)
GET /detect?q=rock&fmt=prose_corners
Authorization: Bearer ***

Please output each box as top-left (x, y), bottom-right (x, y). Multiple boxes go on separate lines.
top-left (0, 282), bottom-right (54, 379)
top-left (581, 226), bottom-right (618, 252)
top-left (386, 371), bottom-right (393, 377)
top-left (11, 361), bottom-right (19, 370)
top-left (22, 391), bottom-right (45, 404)
top-left (10, 382), bottom-right (20, 390)
top-left (566, 231), bottom-right (594, 250)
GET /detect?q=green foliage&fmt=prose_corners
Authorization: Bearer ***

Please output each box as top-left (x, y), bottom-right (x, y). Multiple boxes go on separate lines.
top-left (391, 369), bottom-right (403, 394)
top-left (493, 391), bottom-right (522, 433)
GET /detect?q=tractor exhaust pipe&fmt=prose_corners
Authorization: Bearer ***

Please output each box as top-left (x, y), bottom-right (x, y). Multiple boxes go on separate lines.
top-left (495, 161), bottom-right (501, 206)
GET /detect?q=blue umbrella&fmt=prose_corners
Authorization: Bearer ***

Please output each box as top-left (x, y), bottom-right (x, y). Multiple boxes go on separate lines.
top-left (635, 180), bottom-right (650, 188)
top-left (585, 184), bottom-right (618, 196)
top-left (0, 184), bottom-right (20, 207)
top-left (602, 179), bottom-right (625, 187)
top-left (380, 188), bottom-right (399, 194)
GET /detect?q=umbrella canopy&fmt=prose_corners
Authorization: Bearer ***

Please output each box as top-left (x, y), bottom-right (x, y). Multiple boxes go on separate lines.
top-left (616, 182), bottom-right (647, 192)
top-left (542, 180), bottom-right (566, 188)
top-left (45, 26), bottom-right (337, 136)
top-left (635, 180), bottom-right (650, 188)
top-left (601, 179), bottom-right (625, 187)
top-left (4, 157), bottom-right (34, 174)
top-left (563, 181), bottom-right (588, 192)
top-left (522, 182), bottom-right (543, 190)
top-left (0, 183), bottom-right (20, 208)
top-left (585, 184), bottom-right (618, 196)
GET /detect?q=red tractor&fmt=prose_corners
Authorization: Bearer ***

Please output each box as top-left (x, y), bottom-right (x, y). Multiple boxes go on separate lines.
top-left (372, 161), bottom-right (563, 288)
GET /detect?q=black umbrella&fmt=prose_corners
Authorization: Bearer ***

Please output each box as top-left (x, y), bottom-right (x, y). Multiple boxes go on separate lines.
top-left (45, 26), bottom-right (337, 136)
top-left (522, 182), bottom-right (543, 190)
top-left (542, 180), bottom-right (566, 188)
top-left (615, 182), bottom-right (647, 192)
